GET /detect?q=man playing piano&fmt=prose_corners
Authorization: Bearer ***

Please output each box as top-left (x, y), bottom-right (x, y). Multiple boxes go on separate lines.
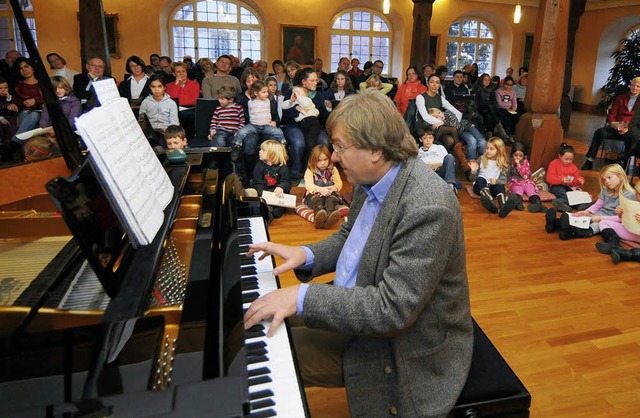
top-left (245, 91), bottom-right (474, 417)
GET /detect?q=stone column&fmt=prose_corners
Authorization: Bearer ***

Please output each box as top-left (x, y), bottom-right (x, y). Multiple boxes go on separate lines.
top-left (516, 0), bottom-right (570, 170)
top-left (559, 0), bottom-right (587, 131)
top-left (410, 0), bottom-right (436, 67)
top-left (78, 0), bottom-right (111, 76)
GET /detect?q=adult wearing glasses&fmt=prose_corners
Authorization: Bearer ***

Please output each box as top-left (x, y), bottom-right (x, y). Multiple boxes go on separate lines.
top-left (494, 75), bottom-right (519, 142)
top-left (244, 91), bottom-right (473, 417)
top-left (118, 56), bottom-right (151, 107)
top-left (73, 56), bottom-right (113, 112)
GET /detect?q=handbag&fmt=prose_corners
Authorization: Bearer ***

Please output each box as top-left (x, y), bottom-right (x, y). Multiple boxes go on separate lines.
top-left (531, 167), bottom-right (549, 191)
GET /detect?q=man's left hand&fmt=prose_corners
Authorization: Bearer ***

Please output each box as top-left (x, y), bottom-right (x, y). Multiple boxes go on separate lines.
top-left (244, 286), bottom-right (299, 337)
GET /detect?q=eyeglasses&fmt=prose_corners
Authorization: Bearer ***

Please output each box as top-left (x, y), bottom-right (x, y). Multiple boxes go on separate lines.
top-left (89, 64), bottom-right (104, 69)
top-left (505, 83), bottom-right (513, 86)
top-left (333, 143), bottom-right (355, 154)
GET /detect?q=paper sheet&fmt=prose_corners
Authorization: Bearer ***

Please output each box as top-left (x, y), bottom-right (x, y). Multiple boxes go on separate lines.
top-left (567, 213), bottom-right (591, 229)
top-left (566, 190), bottom-right (592, 206)
top-left (620, 195), bottom-right (640, 235)
top-left (15, 126), bottom-right (53, 140)
top-left (261, 191), bottom-right (297, 208)
top-left (92, 78), bottom-right (121, 106)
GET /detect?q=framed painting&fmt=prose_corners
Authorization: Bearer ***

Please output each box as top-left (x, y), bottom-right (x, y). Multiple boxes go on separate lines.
top-left (282, 25), bottom-right (316, 65)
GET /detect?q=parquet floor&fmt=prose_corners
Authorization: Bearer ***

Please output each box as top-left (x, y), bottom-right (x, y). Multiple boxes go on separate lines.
top-left (267, 112), bottom-right (640, 417)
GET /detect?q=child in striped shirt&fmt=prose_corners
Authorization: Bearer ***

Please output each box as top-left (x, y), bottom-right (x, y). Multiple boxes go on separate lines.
top-left (208, 84), bottom-right (245, 157)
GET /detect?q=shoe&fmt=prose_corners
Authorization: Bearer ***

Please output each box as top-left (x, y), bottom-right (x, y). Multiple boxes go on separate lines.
top-left (314, 209), bottom-right (328, 229)
top-left (574, 202), bottom-right (593, 211)
top-left (595, 242), bottom-right (613, 254)
top-left (480, 195), bottom-right (498, 214)
top-left (581, 160), bottom-right (593, 170)
top-left (498, 197), bottom-right (516, 218)
top-left (230, 144), bottom-right (241, 162)
top-left (552, 198), bottom-right (573, 213)
top-left (510, 193), bottom-right (524, 211)
top-left (545, 209), bottom-right (558, 233)
top-left (324, 210), bottom-right (342, 228)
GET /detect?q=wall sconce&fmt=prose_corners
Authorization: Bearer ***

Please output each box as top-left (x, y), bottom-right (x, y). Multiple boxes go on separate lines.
top-left (514, 3), bottom-right (522, 24)
top-left (383, 0), bottom-right (390, 14)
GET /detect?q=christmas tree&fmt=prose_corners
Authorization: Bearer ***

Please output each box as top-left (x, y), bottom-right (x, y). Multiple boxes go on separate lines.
top-left (600, 29), bottom-right (640, 110)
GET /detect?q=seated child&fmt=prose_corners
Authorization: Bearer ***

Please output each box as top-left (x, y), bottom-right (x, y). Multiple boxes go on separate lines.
top-left (164, 125), bottom-right (187, 150)
top-left (139, 74), bottom-right (179, 147)
top-left (416, 128), bottom-right (457, 194)
top-left (0, 77), bottom-right (20, 164)
top-left (428, 107), bottom-right (486, 161)
top-left (234, 80), bottom-right (285, 151)
top-left (469, 137), bottom-right (516, 218)
top-left (252, 139), bottom-right (291, 220)
top-left (508, 142), bottom-right (546, 213)
top-left (597, 181), bottom-right (640, 263)
top-left (281, 85), bottom-right (321, 150)
top-left (39, 75), bottom-right (82, 130)
top-left (546, 143), bottom-right (588, 213)
top-left (208, 84), bottom-right (245, 160)
top-left (303, 144), bottom-right (343, 229)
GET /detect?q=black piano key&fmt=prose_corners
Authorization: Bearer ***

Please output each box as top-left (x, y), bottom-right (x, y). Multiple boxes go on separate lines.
top-left (246, 347), bottom-right (268, 357)
top-left (239, 244), bottom-right (250, 253)
top-left (249, 389), bottom-right (274, 401)
top-left (242, 291), bottom-right (260, 304)
top-left (250, 398), bottom-right (276, 411)
top-left (238, 227), bottom-right (252, 234)
top-left (248, 374), bottom-right (272, 386)
top-left (245, 328), bottom-right (266, 340)
top-left (247, 355), bottom-right (269, 365)
top-left (241, 266), bottom-right (257, 276)
top-left (241, 280), bottom-right (259, 291)
top-left (241, 257), bottom-right (256, 266)
top-left (247, 367), bottom-right (270, 378)
top-left (238, 219), bottom-right (250, 227)
top-left (250, 409), bottom-right (277, 418)
top-left (246, 340), bottom-right (267, 350)
top-left (238, 236), bottom-right (254, 244)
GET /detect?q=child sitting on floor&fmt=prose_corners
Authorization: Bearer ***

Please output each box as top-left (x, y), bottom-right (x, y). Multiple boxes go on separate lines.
top-left (252, 139), bottom-right (291, 221)
top-left (303, 144), bottom-right (343, 229)
top-left (546, 143), bottom-right (588, 213)
top-left (416, 128), bottom-right (457, 195)
top-left (508, 142), bottom-right (546, 213)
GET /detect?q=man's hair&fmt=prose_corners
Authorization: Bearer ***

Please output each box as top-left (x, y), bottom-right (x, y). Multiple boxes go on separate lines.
top-left (326, 91), bottom-right (418, 163)
top-left (216, 84), bottom-right (237, 100)
top-left (435, 65), bottom-right (448, 77)
top-left (453, 70), bottom-right (464, 77)
top-left (159, 56), bottom-right (172, 64)
top-left (416, 128), bottom-right (435, 139)
top-left (373, 60), bottom-right (384, 66)
top-left (363, 61), bottom-right (373, 71)
top-left (217, 54), bottom-right (232, 64)
top-left (164, 125), bottom-right (186, 140)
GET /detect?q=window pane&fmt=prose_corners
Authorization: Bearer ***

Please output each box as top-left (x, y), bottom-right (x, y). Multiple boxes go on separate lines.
top-left (351, 36), bottom-right (369, 61)
top-left (459, 42), bottom-right (476, 67)
top-left (477, 43), bottom-right (493, 74)
top-left (240, 7), bottom-right (258, 24)
top-left (198, 27), bottom-right (238, 60)
top-left (0, 17), bottom-right (11, 53)
top-left (0, 0), bottom-right (32, 11)
top-left (174, 4), bottom-right (194, 20)
top-left (173, 26), bottom-right (195, 61)
top-left (446, 42), bottom-right (459, 75)
top-left (462, 20), bottom-right (478, 38)
top-left (196, 0), bottom-right (237, 23)
top-left (13, 17), bottom-right (36, 56)
top-left (371, 37), bottom-right (389, 70)
top-left (240, 30), bottom-right (261, 61)
top-left (373, 15), bottom-right (389, 32)
top-left (330, 34), bottom-right (349, 70)
top-left (352, 12), bottom-right (370, 31)
top-left (334, 12), bottom-right (350, 30)
top-left (479, 23), bottom-right (493, 39)
top-left (448, 21), bottom-right (460, 37)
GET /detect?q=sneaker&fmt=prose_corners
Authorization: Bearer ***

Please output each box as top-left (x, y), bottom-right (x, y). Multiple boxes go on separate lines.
top-left (581, 160), bottom-right (593, 170)
top-left (230, 144), bottom-right (242, 162)
top-left (552, 198), bottom-right (573, 213)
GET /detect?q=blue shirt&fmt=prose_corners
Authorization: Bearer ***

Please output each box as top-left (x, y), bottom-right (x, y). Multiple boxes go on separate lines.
top-left (296, 163), bottom-right (402, 314)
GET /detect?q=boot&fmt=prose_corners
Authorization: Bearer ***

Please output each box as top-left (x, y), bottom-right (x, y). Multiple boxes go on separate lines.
top-left (558, 213), bottom-right (594, 240)
top-left (552, 198), bottom-right (573, 213)
top-left (453, 142), bottom-right (470, 172)
top-left (498, 193), bottom-right (516, 218)
top-left (528, 194), bottom-right (546, 213)
top-left (479, 188), bottom-right (498, 214)
top-left (545, 209), bottom-right (559, 233)
top-left (311, 195), bottom-right (328, 229)
top-left (611, 248), bottom-right (640, 264)
top-left (323, 195), bottom-right (342, 228)
top-left (596, 228), bottom-right (621, 254)
top-left (509, 193), bottom-right (524, 211)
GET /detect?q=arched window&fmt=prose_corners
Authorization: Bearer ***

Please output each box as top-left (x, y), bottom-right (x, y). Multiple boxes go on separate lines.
top-left (445, 17), bottom-right (495, 76)
top-left (0, 0), bottom-right (37, 57)
top-left (330, 9), bottom-right (391, 75)
top-left (169, 0), bottom-right (262, 62)
top-left (623, 25), bottom-right (640, 40)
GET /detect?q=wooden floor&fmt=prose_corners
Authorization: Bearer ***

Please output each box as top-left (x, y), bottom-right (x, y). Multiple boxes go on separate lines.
top-left (267, 112), bottom-right (640, 417)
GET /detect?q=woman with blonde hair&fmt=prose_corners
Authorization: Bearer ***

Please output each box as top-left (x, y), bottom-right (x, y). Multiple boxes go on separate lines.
top-left (359, 74), bottom-right (393, 94)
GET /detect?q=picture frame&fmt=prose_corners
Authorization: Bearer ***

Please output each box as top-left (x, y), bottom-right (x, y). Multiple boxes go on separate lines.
top-left (104, 13), bottom-right (121, 59)
top-left (282, 25), bottom-right (316, 65)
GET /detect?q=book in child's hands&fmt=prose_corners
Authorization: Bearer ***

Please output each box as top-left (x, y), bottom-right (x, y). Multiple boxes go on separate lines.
top-left (566, 190), bottom-right (591, 206)
top-left (261, 191), bottom-right (296, 208)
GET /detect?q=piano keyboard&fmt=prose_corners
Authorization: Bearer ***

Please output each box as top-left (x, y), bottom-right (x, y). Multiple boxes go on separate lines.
top-left (238, 216), bottom-right (308, 418)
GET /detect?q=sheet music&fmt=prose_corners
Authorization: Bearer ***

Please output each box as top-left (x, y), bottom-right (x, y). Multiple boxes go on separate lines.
top-left (261, 191), bottom-right (297, 208)
top-left (620, 195), bottom-right (640, 235)
top-left (92, 78), bottom-right (121, 105)
top-left (102, 98), bottom-right (174, 208)
top-left (566, 190), bottom-right (592, 206)
top-left (75, 105), bottom-right (165, 246)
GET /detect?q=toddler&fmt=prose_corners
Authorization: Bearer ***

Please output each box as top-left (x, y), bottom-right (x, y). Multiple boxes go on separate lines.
top-left (546, 143), bottom-right (587, 213)
top-left (428, 107), bottom-right (486, 161)
top-left (234, 80), bottom-right (285, 150)
top-left (469, 137), bottom-right (516, 218)
top-left (208, 84), bottom-right (245, 159)
top-left (252, 139), bottom-right (291, 220)
top-left (282, 85), bottom-right (321, 149)
top-left (303, 144), bottom-right (343, 229)
top-left (416, 128), bottom-right (457, 194)
top-left (507, 142), bottom-right (545, 213)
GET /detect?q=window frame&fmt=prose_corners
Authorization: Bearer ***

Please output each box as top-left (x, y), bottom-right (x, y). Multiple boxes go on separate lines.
top-left (329, 8), bottom-right (392, 76)
top-left (445, 17), bottom-right (495, 76)
top-left (0, 0), bottom-right (37, 57)
top-left (168, 0), bottom-right (263, 62)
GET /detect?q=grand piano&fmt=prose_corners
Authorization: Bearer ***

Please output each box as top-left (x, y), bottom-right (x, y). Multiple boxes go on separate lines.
top-left (0, 3), bottom-right (309, 417)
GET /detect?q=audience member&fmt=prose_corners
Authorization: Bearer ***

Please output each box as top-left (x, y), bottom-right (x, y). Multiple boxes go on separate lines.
top-left (507, 142), bottom-right (545, 213)
top-left (394, 66), bottom-right (427, 116)
top-left (281, 60), bottom-right (301, 96)
top-left (149, 53), bottom-right (161, 71)
top-left (314, 58), bottom-right (328, 83)
top-left (494, 75), bottom-right (519, 142)
top-left (73, 56), bottom-right (112, 112)
top-left (359, 74), bottom-right (392, 94)
top-left (545, 143), bottom-right (587, 216)
top-left (46, 53), bottom-right (79, 87)
top-left (597, 181), bottom-right (640, 263)
top-left (469, 137), bottom-right (516, 217)
top-left (282, 85), bottom-right (321, 153)
top-left (445, 70), bottom-right (470, 102)
top-left (472, 73), bottom-right (502, 138)
top-left (255, 59), bottom-right (268, 80)
top-left (139, 74), bottom-right (179, 146)
top-left (427, 107), bottom-right (486, 161)
top-left (165, 61), bottom-right (200, 138)
top-left (513, 73), bottom-right (528, 114)
top-left (39, 76), bottom-right (81, 130)
top-left (0, 77), bottom-right (20, 164)
top-left (118, 55), bottom-right (151, 106)
top-left (271, 59), bottom-right (286, 91)
top-left (196, 57), bottom-right (215, 88)
top-left (417, 127), bottom-right (457, 194)
top-left (164, 124), bottom-right (188, 150)
top-left (208, 84), bottom-right (244, 154)
top-left (303, 144), bottom-right (343, 229)
top-left (12, 57), bottom-right (44, 143)
top-left (356, 61), bottom-right (373, 84)
top-left (326, 57), bottom-right (352, 87)
top-left (157, 56), bottom-right (175, 83)
top-left (328, 69), bottom-right (355, 104)
top-left (0, 50), bottom-right (21, 91)
top-left (201, 54), bottom-right (241, 98)
top-left (421, 63), bottom-right (435, 85)
top-left (252, 139), bottom-right (291, 220)
top-left (347, 58), bottom-right (363, 79)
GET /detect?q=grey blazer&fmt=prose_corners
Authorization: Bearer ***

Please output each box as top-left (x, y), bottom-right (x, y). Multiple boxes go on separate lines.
top-left (296, 157), bottom-right (473, 417)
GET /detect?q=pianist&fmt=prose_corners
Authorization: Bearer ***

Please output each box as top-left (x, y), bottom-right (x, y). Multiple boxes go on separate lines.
top-left (245, 91), bottom-right (473, 417)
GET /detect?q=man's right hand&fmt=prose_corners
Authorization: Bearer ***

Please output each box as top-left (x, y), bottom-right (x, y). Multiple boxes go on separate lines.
top-left (247, 242), bottom-right (307, 276)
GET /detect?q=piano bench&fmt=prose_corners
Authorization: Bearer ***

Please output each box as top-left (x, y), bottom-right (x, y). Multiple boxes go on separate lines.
top-left (450, 319), bottom-right (531, 418)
